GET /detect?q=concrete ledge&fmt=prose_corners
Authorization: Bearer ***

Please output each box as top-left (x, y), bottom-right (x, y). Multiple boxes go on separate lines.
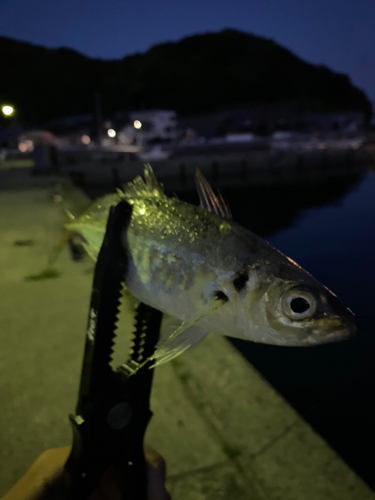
top-left (170, 335), bottom-right (374, 499)
top-left (0, 179), bottom-right (373, 499)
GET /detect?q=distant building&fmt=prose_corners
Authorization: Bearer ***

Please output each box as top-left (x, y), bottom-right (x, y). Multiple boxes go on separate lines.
top-left (128, 110), bottom-right (179, 142)
top-left (42, 110), bottom-right (181, 149)
top-left (178, 106), bottom-right (366, 138)
top-left (45, 114), bottom-right (98, 146)
top-left (307, 112), bottom-right (365, 133)
top-left (178, 104), bottom-right (308, 138)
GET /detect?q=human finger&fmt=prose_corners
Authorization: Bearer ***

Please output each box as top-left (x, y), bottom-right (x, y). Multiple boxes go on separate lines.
top-left (144, 445), bottom-right (171, 500)
top-left (94, 445), bottom-right (171, 500)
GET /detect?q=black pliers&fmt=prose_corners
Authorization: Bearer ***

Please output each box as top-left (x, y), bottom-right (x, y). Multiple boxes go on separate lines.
top-left (62, 200), bottom-right (163, 499)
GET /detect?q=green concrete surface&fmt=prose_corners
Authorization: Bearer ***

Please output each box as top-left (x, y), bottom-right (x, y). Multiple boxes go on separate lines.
top-left (0, 159), bottom-right (34, 170)
top-left (0, 175), bottom-right (374, 499)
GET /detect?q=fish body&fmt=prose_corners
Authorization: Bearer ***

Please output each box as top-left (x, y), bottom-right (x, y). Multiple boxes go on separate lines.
top-left (67, 166), bottom-right (355, 364)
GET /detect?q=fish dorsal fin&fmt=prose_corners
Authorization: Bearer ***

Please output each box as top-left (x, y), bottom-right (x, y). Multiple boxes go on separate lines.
top-left (195, 168), bottom-right (232, 219)
top-left (124, 163), bottom-right (165, 200)
top-left (144, 163), bottom-right (164, 193)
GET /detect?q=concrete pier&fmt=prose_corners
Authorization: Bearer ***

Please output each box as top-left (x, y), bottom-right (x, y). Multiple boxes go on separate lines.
top-left (59, 148), bottom-right (372, 195)
top-left (0, 170), bottom-right (374, 499)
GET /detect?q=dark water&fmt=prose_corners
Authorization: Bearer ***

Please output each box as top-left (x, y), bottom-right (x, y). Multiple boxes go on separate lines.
top-left (217, 172), bottom-right (375, 490)
top-left (83, 168), bottom-right (375, 489)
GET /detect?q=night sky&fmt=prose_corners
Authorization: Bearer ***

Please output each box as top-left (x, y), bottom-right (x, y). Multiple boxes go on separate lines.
top-left (1, 0), bottom-right (374, 112)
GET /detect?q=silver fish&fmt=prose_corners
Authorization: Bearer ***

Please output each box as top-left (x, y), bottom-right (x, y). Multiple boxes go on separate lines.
top-left (66, 165), bottom-right (356, 365)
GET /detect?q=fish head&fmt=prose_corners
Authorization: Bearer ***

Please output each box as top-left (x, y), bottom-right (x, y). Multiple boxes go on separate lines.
top-left (244, 258), bottom-right (356, 346)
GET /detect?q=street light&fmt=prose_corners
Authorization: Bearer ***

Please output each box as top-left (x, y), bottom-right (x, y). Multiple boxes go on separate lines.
top-left (133, 120), bottom-right (143, 147)
top-left (107, 128), bottom-right (116, 138)
top-left (1, 105), bottom-right (15, 117)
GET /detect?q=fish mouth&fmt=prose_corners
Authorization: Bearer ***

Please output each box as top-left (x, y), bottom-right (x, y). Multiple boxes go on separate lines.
top-left (299, 314), bottom-right (356, 345)
top-left (313, 320), bottom-right (357, 344)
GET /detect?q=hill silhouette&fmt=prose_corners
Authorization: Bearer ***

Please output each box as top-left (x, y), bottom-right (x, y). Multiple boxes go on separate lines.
top-left (0, 29), bottom-right (372, 125)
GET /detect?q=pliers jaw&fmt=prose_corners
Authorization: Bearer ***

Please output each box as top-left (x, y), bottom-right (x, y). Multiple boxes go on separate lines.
top-left (63, 200), bottom-right (163, 499)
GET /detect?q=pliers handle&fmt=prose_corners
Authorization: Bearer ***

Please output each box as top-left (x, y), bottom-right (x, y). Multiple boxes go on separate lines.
top-left (62, 200), bottom-right (162, 499)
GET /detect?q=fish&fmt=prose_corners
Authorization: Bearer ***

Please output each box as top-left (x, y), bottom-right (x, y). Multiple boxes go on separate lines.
top-left (65, 164), bottom-right (356, 366)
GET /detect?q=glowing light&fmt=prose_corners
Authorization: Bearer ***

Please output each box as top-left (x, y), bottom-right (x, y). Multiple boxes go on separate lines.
top-left (139, 208), bottom-right (145, 215)
top-left (133, 120), bottom-right (142, 129)
top-left (18, 140), bottom-right (34, 152)
top-left (2, 105), bottom-right (14, 116)
top-left (107, 128), bottom-right (116, 138)
top-left (81, 135), bottom-right (91, 145)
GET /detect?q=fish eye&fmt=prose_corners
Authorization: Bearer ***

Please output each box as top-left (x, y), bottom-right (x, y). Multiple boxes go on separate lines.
top-left (281, 286), bottom-right (317, 320)
top-left (289, 297), bottom-right (309, 314)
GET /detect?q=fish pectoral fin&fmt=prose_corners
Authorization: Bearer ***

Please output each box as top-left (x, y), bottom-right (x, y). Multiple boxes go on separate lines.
top-left (150, 293), bottom-right (228, 366)
top-left (156, 292), bottom-right (227, 347)
top-left (151, 324), bottom-right (209, 367)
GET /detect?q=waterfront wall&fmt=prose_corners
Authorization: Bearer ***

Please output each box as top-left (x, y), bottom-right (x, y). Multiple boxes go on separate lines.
top-left (61, 148), bottom-right (372, 193)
